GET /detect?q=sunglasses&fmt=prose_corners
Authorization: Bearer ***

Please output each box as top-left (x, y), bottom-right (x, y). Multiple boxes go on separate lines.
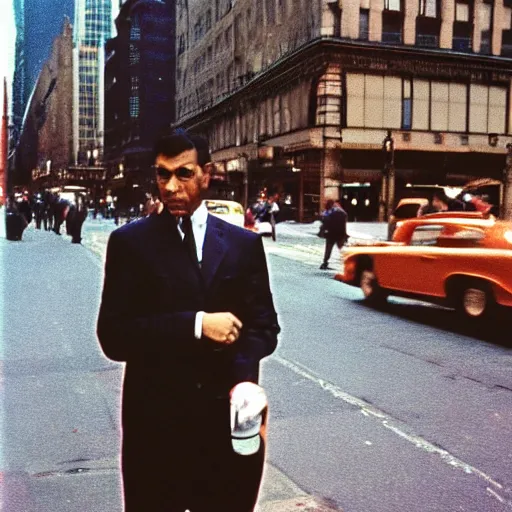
top-left (154, 166), bottom-right (195, 181)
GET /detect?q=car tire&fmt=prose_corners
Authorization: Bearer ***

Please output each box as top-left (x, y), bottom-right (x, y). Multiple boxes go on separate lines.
top-left (457, 280), bottom-right (496, 322)
top-left (360, 269), bottom-right (387, 305)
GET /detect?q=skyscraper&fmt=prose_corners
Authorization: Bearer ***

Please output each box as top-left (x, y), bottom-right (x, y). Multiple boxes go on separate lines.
top-left (12, 0), bottom-right (28, 146)
top-left (73, 0), bottom-right (113, 165)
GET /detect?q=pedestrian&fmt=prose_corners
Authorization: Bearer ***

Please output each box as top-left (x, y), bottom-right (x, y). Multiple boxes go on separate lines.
top-left (320, 199), bottom-right (348, 270)
top-left (18, 195), bottom-right (33, 226)
top-left (33, 193), bottom-right (45, 229)
top-left (69, 195), bottom-right (87, 244)
top-left (97, 130), bottom-right (280, 512)
top-left (5, 195), bottom-right (28, 241)
top-left (432, 190), bottom-right (465, 212)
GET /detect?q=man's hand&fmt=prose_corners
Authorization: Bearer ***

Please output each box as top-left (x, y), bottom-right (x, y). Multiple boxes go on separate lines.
top-left (202, 312), bottom-right (243, 344)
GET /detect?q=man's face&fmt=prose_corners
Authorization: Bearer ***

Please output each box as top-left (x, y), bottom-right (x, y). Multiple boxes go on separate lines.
top-left (155, 149), bottom-right (210, 217)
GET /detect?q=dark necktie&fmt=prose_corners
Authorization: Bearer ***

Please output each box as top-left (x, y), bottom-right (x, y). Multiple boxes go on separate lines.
top-left (181, 216), bottom-right (199, 267)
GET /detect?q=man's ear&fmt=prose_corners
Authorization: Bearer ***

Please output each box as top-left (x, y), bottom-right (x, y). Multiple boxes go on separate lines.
top-left (201, 162), bottom-right (213, 188)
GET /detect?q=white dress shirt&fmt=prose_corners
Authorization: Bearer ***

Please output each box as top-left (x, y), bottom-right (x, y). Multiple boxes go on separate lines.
top-left (176, 201), bottom-right (208, 339)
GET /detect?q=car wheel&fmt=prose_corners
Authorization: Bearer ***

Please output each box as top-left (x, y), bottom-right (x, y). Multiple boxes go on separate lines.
top-left (360, 270), bottom-right (387, 305)
top-left (458, 281), bottom-right (495, 321)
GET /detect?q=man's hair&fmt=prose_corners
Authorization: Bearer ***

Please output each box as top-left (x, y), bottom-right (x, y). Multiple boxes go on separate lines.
top-left (325, 199), bottom-right (335, 210)
top-left (153, 129), bottom-right (211, 167)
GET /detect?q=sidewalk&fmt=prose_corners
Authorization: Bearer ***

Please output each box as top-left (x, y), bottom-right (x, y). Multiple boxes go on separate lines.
top-left (1, 225), bottom-right (339, 512)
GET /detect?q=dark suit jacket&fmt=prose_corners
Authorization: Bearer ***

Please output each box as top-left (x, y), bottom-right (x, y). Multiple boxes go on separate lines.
top-left (97, 209), bottom-right (280, 440)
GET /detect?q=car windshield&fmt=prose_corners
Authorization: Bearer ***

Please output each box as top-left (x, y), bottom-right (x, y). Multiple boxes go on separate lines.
top-left (394, 203), bottom-right (420, 219)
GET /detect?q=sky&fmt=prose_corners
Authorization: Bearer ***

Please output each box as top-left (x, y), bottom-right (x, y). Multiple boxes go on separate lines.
top-left (25, 0), bottom-right (75, 92)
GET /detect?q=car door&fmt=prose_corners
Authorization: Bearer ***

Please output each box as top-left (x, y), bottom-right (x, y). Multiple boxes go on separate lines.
top-left (376, 224), bottom-right (445, 296)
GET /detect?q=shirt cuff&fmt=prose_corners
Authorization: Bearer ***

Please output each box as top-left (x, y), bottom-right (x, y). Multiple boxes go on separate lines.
top-left (194, 311), bottom-right (204, 339)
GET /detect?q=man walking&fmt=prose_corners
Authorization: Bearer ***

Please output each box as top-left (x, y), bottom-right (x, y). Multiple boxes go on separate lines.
top-left (97, 130), bottom-right (280, 512)
top-left (320, 200), bottom-right (348, 270)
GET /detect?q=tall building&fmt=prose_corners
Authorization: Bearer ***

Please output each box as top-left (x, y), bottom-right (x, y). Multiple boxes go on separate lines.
top-left (12, 0), bottom-right (29, 148)
top-left (175, 0), bottom-right (512, 222)
top-left (73, 0), bottom-right (113, 165)
top-left (15, 18), bottom-right (74, 188)
top-left (103, 0), bottom-right (176, 204)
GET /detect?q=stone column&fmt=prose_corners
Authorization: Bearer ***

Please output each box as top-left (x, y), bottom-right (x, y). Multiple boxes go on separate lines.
top-left (502, 143), bottom-right (512, 221)
top-left (440, 0), bottom-right (455, 49)
top-left (403, 0), bottom-right (419, 45)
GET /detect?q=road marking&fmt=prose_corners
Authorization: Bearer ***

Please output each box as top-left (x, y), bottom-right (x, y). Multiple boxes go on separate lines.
top-left (273, 354), bottom-right (512, 508)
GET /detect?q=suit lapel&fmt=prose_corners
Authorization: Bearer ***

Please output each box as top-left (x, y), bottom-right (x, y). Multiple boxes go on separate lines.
top-left (201, 215), bottom-right (228, 289)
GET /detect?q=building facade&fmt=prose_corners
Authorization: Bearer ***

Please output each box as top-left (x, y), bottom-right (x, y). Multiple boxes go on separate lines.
top-left (175, 0), bottom-right (512, 221)
top-left (103, 0), bottom-right (176, 207)
top-left (73, 0), bottom-right (113, 165)
top-left (15, 18), bottom-right (75, 188)
top-left (12, 0), bottom-right (30, 150)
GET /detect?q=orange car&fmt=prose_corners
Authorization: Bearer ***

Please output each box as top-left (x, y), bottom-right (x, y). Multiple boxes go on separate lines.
top-left (335, 211), bottom-right (512, 321)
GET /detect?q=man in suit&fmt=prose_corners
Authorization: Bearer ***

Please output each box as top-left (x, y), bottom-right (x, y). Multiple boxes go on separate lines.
top-left (97, 130), bottom-right (280, 512)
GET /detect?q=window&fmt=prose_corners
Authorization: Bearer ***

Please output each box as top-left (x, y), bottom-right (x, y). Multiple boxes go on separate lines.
top-left (410, 225), bottom-right (444, 246)
top-left (479, 2), bottom-right (492, 54)
top-left (359, 9), bottom-right (369, 40)
top-left (469, 84), bottom-right (507, 133)
top-left (267, 0), bottom-right (276, 25)
top-left (273, 97), bottom-right (281, 134)
top-left (129, 96), bottom-right (140, 118)
top-left (178, 34), bottom-right (186, 55)
top-left (130, 16), bottom-right (141, 40)
top-left (402, 79), bottom-right (412, 129)
top-left (129, 44), bottom-right (140, 65)
top-left (448, 83), bottom-right (467, 132)
top-left (488, 86), bottom-right (507, 133)
top-left (412, 80), bottom-right (430, 130)
top-left (345, 73), bottom-right (401, 128)
top-left (385, 0), bottom-right (401, 11)
top-left (419, 0), bottom-right (437, 17)
top-left (455, 0), bottom-right (470, 22)
top-left (205, 9), bottom-right (212, 32)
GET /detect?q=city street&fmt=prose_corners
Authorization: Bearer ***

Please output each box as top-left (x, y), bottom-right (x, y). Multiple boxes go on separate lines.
top-left (1, 220), bottom-right (511, 511)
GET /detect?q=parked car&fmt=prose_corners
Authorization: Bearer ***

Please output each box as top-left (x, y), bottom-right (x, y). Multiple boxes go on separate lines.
top-left (204, 199), bottom-right (245, 228)
top-left (335, 211), bottom-right (512, 322)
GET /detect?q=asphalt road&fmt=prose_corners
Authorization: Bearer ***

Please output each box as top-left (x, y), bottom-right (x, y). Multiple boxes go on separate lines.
top-left (262, 252), bottom-right (512, 512)
top-left (1, 220), bottom-right (512, 511)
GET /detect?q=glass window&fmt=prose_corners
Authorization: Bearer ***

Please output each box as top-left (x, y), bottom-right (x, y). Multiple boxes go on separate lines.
top-left (448, 83), bottom-right (467, 132)
top-left (267, 0), bottom-right (276, 24)
top-left (419, 0), bottom-right (437, 17)
top-left (410, 225), bottom-right (444, 246)
top-left (431, 81), bottom-right (449, 131)
top-left (385, 0), bottom-right (401, 10)
top-left (273, 97), bottom-right (281, 134)
top-left (365, 75), bottom-right (384, 127)
top-left (359, 9), bottom-right (369, 40)
top-left (412, 80), bottom-right (429, 130)
top-left (469, 84), bottom-right (488, 132)
top-left (346, 74), bottom-right (365, 127)
top-left (455, 0), bottom-right (470, 22)
top-left (383, 76), bottom-right (402, 128)
top-left (129, 96), bottom-right (140, 118)
top-left (402, 79), bottom-right (412, 129)
top-left (488, 86), bottom-right (507, 133)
